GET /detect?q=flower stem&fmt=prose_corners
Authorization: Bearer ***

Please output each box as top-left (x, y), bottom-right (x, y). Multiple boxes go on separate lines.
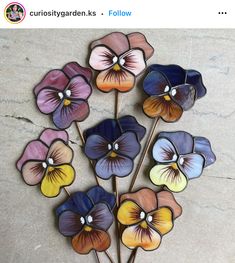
top-left (75, 122), bottom-right (100, 186)
top-left (131, 248), bottom-right (138, 263)
top-left (115, 90), bottom-right (120, 119)
top-left (64, 187), bottom-right (70, 196)
top-left (128, 117), bottom-right (160, 192)
top-left (114, 89), bottom-right (122, 263)
top-left (75, 122), bottom-right (85, 145)
top-left (114, 177), bottom-right (119, 207)
top-left (94, 251), bottom-right (101, 263)
top-left (113, 176), bottom-right (122, 263)
top-left (104, 250), bottom-right (116, 263)
top-left (126, 248), bottom-right (138, 263)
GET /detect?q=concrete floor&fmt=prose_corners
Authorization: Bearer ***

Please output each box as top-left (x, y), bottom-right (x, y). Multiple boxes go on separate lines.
top-left (0, 29), bottom-right (235, 263)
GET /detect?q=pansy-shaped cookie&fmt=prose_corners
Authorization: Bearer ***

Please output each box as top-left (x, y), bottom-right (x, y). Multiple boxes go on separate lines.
top-left (150, 131), bottom-right (216, 192)
top-left (143, 64), bottom-right (207, 122)
top-left (84, 115), bottom-right (146, 179)
top-left (16, 129), bottom-right (75, 197)
top-left (89, 32), bottom-right (154, 92)
top-left (34, 62), bottom-right (92, 129)
top-left (56, 186), bottom-right (115, 254)
top-left (117, 188), bottom-right (182, 251)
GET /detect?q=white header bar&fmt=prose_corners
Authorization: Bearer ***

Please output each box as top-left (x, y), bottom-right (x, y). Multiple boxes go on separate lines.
top-left (0, 0), bottom-right (234, 28)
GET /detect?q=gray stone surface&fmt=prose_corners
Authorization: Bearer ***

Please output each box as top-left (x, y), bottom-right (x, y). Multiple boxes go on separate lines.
top-left (0, 29), bottom-right (235, 263)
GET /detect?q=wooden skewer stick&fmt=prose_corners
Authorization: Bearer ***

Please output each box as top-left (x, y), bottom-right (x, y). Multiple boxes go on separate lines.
top-left (114, 177), bottom-right (122, 263)
top-left (63, 187), bottom-right (70, 196)
top-left (129, 117), bottom-right (160, 192)
top-left (127, 248), bottom-right (138, 263)
top-left (104, 250), bottom-right (116, 263)
top-left (114, 90), bottom-right (122, 263)
top-left (94, 251), bottom-right (101, 263)
top-left (115, 90), bottom-right (120, 119)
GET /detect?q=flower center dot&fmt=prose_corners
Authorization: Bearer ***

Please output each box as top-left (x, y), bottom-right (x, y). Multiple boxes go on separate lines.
top-left (65, 90), bottom-right (71, 97)
top-left (84, 226), bottom-right (92, 232)
top-left (140, 221), bottom-right (148, 229)
top-left (147, 215), bottom-right (153, 223)
top-left (108, 144), bottom-right (112, 150)
top-left (48, 158), bottom-right (54, 165)
top-left (42, 162), bottom-right (47, 169)
top-left (87, 215), bottom-right (93, 223)
top-left (140, 211), bottom-right (145, 219)
top-left (171, 88), bottom-right (177, 96)
top-left (58, 92), bottom-right (64, 100)
top-left (63, 99), bottom-right (71, 106)
top-left (171, 163), bottom-right (178, 170)
top-left (48, 166), bottom-right (54, 172)
top-left (119, 58), bottom-right (125, 66)
top-left (113, 64), bottom-right (121, 71)
top-left (163, 95), bottom-right (171, 101)
top-left (80, 217), bottom-right (85, 225)
top-left (164, 85), bottom-right (170, 92)
top-left (112, 56), bottom-right (118, 64)
top-left (110, 151), bottom-right (117, 158)
top-left (173, 154), bottom-right (178, 161)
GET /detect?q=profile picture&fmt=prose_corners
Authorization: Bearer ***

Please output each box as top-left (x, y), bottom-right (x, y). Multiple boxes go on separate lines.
top-left (4, 2), bottom-right (26, 24)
